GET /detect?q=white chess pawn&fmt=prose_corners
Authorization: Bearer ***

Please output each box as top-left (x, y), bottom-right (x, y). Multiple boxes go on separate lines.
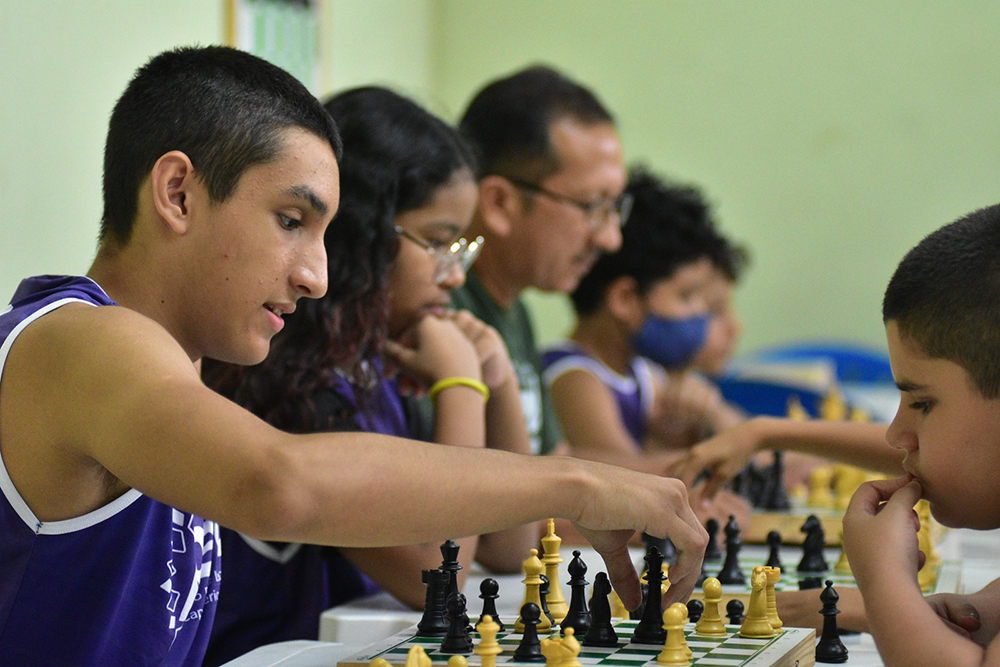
top-left (694, 578), bottom-right (727, 637)
top-left (475, 615), bottom-right (502, 667)
top-left (656, 604), bottom-right (690, 666)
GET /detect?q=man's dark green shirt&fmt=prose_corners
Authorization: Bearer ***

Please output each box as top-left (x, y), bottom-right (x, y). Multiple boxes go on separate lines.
top-left (448, 270), bottom-right (562, 455)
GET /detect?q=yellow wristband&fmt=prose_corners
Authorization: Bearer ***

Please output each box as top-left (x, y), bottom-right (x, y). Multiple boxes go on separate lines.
top-left (428, 377), bottom-right (490, 403)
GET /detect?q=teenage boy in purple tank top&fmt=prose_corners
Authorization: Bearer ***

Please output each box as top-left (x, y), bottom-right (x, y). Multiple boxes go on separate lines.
top-left (200, 87), bottom-right (536, 664)
top-left (0, 47), bottom-right (707, 665)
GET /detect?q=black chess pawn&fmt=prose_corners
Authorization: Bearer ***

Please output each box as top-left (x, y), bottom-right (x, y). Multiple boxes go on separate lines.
top-left (726, 599), bottom-right (745, 626)
top-left (717, 515), bottom-right (745, 585)
top-left (798, 514), bottom-right (829, 573)
top-left (477, 577), bottom-right (504, 632)
top-left (765, 530), bottom-right (783, 569)
top-left (704, 517), bottom-right (723, 560)
top-left (439, 540), bottom-right (463, 602)
top-left (686, 599), bottom-right (704, 624)
top-left (539, 574), bottom-right (555, 625)
top-left (583, 572), bottom-right (618, 647)
top-left (513, 602), bottom-right (545, 662)
top-left (416, 568), bottom-right (450, 637)
top-left (815, 581), bottom-right (849, 663)
top-left (440, 592), bottom-right (473, 654)
top-left (799, 576), bottom-right (823, 590)
top-left (632, 546), bottom-right (667, 644)
top-left (561, 550), bottom-right (590, 636)
top-left (760, 450), bottom-right (792, 510)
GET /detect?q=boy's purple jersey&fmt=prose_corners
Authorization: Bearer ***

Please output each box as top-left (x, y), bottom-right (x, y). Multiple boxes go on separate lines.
top-left (541, 341), bottom-right (657, 448)
top-left (0, 275), bottom-right (221, 666)
top-left (205, 370), bottom-right (403, 665)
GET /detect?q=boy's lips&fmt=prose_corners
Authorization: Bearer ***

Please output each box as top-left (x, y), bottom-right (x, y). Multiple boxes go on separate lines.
top-left (263, 302), bottom-right (295, 331)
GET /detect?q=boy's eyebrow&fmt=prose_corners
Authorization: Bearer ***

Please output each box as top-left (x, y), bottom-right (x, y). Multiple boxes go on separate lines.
top-left (895, 379), bottom-right (928, 393)
top-left (285, 185), bottom-right (329, 217)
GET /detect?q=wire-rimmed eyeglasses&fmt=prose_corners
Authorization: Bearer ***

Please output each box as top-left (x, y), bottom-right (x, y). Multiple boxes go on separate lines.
top-left (395, 226), bottom-right (484, 285)
top-left (504, 176), bottom-right (633, 231)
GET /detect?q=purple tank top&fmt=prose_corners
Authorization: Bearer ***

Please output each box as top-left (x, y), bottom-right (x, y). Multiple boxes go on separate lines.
top-left (541, 342), bottom-right (656, 448)
top-left (206, 370), bottom-right (407, 664)
top-left (0, 275), bottom-right (221, 666)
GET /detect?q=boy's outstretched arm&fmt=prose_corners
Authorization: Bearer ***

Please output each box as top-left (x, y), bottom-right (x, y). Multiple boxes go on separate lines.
top-left (674, 416), bottom-right (904, 498)
top-left (844, 476), bottom-right (999, 666)
top-left (4, 304), bottom-right (707, 610)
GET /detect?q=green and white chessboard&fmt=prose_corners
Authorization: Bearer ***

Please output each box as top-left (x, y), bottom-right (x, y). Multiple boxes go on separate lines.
top-left (338, 620), bottom-right (815, 667)
top-left (694, 552), bottom-right (961, 605)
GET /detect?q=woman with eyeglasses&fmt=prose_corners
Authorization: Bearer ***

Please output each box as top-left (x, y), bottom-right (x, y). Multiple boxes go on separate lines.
top-left (200, 87), bottom-right (536, 666)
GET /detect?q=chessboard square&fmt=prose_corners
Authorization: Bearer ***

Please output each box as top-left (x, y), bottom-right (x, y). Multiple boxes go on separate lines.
top-left (595, 658), bottom-right (652, 666)
top-left (614, 646), bottom-right (660, 656)
top-left (693, 659), bottom-right (747, 666)
top-left (719, 637), bottom-right (769, 647)
top-left (578, 648), bottom-right (618, 658)
top-left (413, 637), bottom-right (443, 645)
top-left (709, 647), bottom-right (757, 656)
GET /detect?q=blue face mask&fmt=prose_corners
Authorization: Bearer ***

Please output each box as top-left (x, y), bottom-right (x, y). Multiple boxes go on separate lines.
top-left (631, 313), bottom-right (711, 369)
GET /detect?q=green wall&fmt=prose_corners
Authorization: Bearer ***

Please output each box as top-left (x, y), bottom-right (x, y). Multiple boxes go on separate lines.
top-left (0, 1), bottom-right (223, 302)
top-left (4, 1), bottom-right (999, 358)
top-left (432, 0), bottom-right (1000, 353)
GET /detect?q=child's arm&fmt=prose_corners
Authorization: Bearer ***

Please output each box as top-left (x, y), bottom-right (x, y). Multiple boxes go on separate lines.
top-left (646, 371), bottom-right (744, 449)
top-left (844, 476), bottom-right (997, 666)
top-left (675, 416), bottom-right (904, 497)
top-left (341, 313), bottom-right (491, 607)
top-left (548, 365), bottom-right (650, 460)
top-left (8, 304), bottom-right (708, 608)
top-left (447, 311), bottom-right (540, 574)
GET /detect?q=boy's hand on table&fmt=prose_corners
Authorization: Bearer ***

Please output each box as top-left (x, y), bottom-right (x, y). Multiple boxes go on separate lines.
top-left (925, 593), bottom-right (983, 641)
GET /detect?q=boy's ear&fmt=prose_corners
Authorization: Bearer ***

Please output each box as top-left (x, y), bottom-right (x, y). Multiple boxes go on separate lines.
top-left (605, 275), bottom-right (646, 330)
top-left (150, 151), bottom-right (199, 235)
top-left (475, 175), bottom-right (522, 237)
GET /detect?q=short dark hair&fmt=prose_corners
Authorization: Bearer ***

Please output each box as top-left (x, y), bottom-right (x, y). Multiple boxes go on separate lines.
top-left (458, 65), bottom-right (614, 181)
top-left (101, 45), bottom-right (341, 244)
top-left (571, 167), bottom-right (726, 316)
top-left (204, 87), bottom-right (476, 432)
top-left (883, 203), bottom-right (1000, 398)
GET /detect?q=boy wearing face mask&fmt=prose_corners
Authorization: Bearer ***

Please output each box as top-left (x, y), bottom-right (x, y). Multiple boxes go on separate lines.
top-left (541, 168), bottom-right (749, 519)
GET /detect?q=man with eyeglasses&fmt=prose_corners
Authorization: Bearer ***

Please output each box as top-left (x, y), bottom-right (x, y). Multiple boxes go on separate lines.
top-left (449, 65), bottom-right (630, 457)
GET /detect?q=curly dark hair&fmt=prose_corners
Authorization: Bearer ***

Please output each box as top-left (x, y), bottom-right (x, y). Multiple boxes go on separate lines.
top-left (203, 87), bottom-right (476, 432)
top-left (571, 166), bottom-right (728, 316)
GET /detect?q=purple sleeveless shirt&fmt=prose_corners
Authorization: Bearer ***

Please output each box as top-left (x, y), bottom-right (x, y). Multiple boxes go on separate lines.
top-left (541, 342), bottom-right (657, 448)
top-left (0, 275), bottom-right (221, 666)
top-left (205, 371), bottom-right (406, 665)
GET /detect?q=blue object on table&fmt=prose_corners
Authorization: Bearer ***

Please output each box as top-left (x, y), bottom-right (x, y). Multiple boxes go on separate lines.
top-left (745, 340), bottom-right (893, 385)
top-left (715, 377), bottom-right (823, 418)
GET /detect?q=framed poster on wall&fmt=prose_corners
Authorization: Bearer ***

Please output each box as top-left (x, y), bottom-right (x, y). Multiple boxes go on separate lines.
top-left (226, 0), bottom-right (321, 92)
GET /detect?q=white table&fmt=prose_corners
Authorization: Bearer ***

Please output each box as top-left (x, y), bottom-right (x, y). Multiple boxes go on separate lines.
top-left (226, 529), bottom-right (1000, 667)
